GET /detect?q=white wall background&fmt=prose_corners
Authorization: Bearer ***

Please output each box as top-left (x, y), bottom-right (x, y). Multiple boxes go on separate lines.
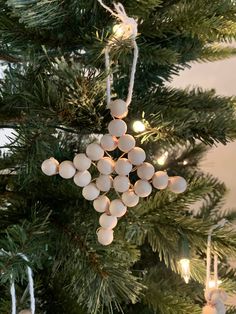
top-left (171, 57), bottom-right (236, 210)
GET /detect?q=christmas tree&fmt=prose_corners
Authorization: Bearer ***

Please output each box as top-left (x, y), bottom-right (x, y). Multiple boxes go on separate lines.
top-left (1, 0), bottom-right (236, 313)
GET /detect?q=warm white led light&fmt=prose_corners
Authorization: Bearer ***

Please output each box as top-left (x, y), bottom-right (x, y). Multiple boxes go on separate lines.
top-left (113, 24), bottom-right (126, 38)
top-left (180, 258), bottom-right (191, 284)
top-left (208, 279), bottom-right (222, 289)
top-left (157, 151), bottom-right (169, 166)
top-left (132, 120), bottom-right (145, 133)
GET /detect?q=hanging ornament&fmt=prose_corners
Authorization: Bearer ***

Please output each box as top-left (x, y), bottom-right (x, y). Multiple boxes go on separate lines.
top-left (202, 220), bottom-right (228, 314)
top-left (41, 0), bottom-right (188, 245)
top-left (0, 250), bottom-right (35, 314)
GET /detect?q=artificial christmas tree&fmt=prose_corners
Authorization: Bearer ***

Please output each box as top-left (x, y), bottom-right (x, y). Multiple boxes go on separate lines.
top-left (1, 0), bottom-right (236, 313)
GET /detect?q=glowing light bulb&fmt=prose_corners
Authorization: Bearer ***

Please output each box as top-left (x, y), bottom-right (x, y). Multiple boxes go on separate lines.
top-left (132, 120), bottom-right (146, 133)
top-left (113, 24), bottom-right (126, 38)
top-left (180, 258), bottom-right (191, 284)
top-left (157, 151), bottom-right (168, 166)
top-left (183, 160), bottom-right (188, 165)
top-left (208, 279), bottom-right (222, 289)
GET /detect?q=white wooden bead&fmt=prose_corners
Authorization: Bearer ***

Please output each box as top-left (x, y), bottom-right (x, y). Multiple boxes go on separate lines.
top-left (59, 161), bottom-right (76, 179)
top-left (128, 147), bottom-right (146, 165)
top-left (73, 170), bottom-right (91, 187)
top-left (96, 175), bottom-right (113, 192)
top-left (86, 143), bottom-right (104, 161)
top-left (97, 157), bottom-right (115, 175)
top-left (109, 199), bottom-right (127, 217)
top-left (118, 134), bottom-right (136, 152)
top-left (41, 157), bottom-right (59, 176)
top-left (134, 180), bottom-right (152, 197)
top-left (122, 190), bottom-right (139, 207)
top-left (93, 195), bottom-right (110, 213)
top-left (152, 171), bottom-right (169, 190)
top-left (82, 183), bottom-right (100, 201)
top-left (168, 176), bottom-right (187, 194)
top-left (113, 175), bottom-right (130, 193)
top-left (73, 153), bottom-right (91, 171)
top-left (99, 213), bottom-right (118, 229)
top-left (100, 134), bottom-right (118, 151)
top-left (97, 228), bottom-right (114, 245)
top-left (202, 305), bottom-right (217, 314)
top-left (108, 119), bottom-right (127, 137)
top-left (109, 99), bottom-right (128, 119)
top-left (114, 158), bottom-right (132, 176)
top-left (137, 162), bottom-right (155, 180)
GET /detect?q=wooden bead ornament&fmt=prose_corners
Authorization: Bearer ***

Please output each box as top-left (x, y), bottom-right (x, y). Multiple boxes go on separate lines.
top-left (122, 190), bottom-right (139, 207)
top-left (128, 147), bottom-right (146, 165)
top-left (109, 99), bottom-right (128, 118)
top-left (109, 199), bottom-right (127, 217)
top-left (97, 157), bottom-right (115, 175)
top-left (41, 157), bottom-right (59, 176)
top-left (168, 176), bottom-right (187, 194)
top-left (86, 143), bottom-right (104, 161)
top-left (134, 180), bottom-right (152, 197)
top-left (113, 175), bottom-right (130, 193)
top-left (82, 183), bottom-right (100, 201)
top-left (137, 162), bottom-right (155, 180)
top-left (96, 175), bottom-right (113, 192)
top-left (115, 158), bottom-right (132, 176)
top-left (73, 170), bottom-right (91, 187)
top-left (73, 153), bottom-right (91, 171)
top-left (100, 134), bottom-right (118, 151)
top-left (59, 161), bottom-right (76, 179)
top-left (152, 171), bottom-right (169, 190)
top-left (42, 1), bottom-right (188, 246)
top-left (93, 195), bottom-right (110, 213)
top-left (97, 228), bottom-right (114, 245)
top-left (108, 119), bottom-right (127, 137)
top-left (202, 220), bottom-right (227, 314)
top-left (118, 134), bottom-right (135, 152)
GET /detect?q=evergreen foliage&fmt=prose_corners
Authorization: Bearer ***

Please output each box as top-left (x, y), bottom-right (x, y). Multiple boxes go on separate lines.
top-left (0, 0), bottom-right (236, 313)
